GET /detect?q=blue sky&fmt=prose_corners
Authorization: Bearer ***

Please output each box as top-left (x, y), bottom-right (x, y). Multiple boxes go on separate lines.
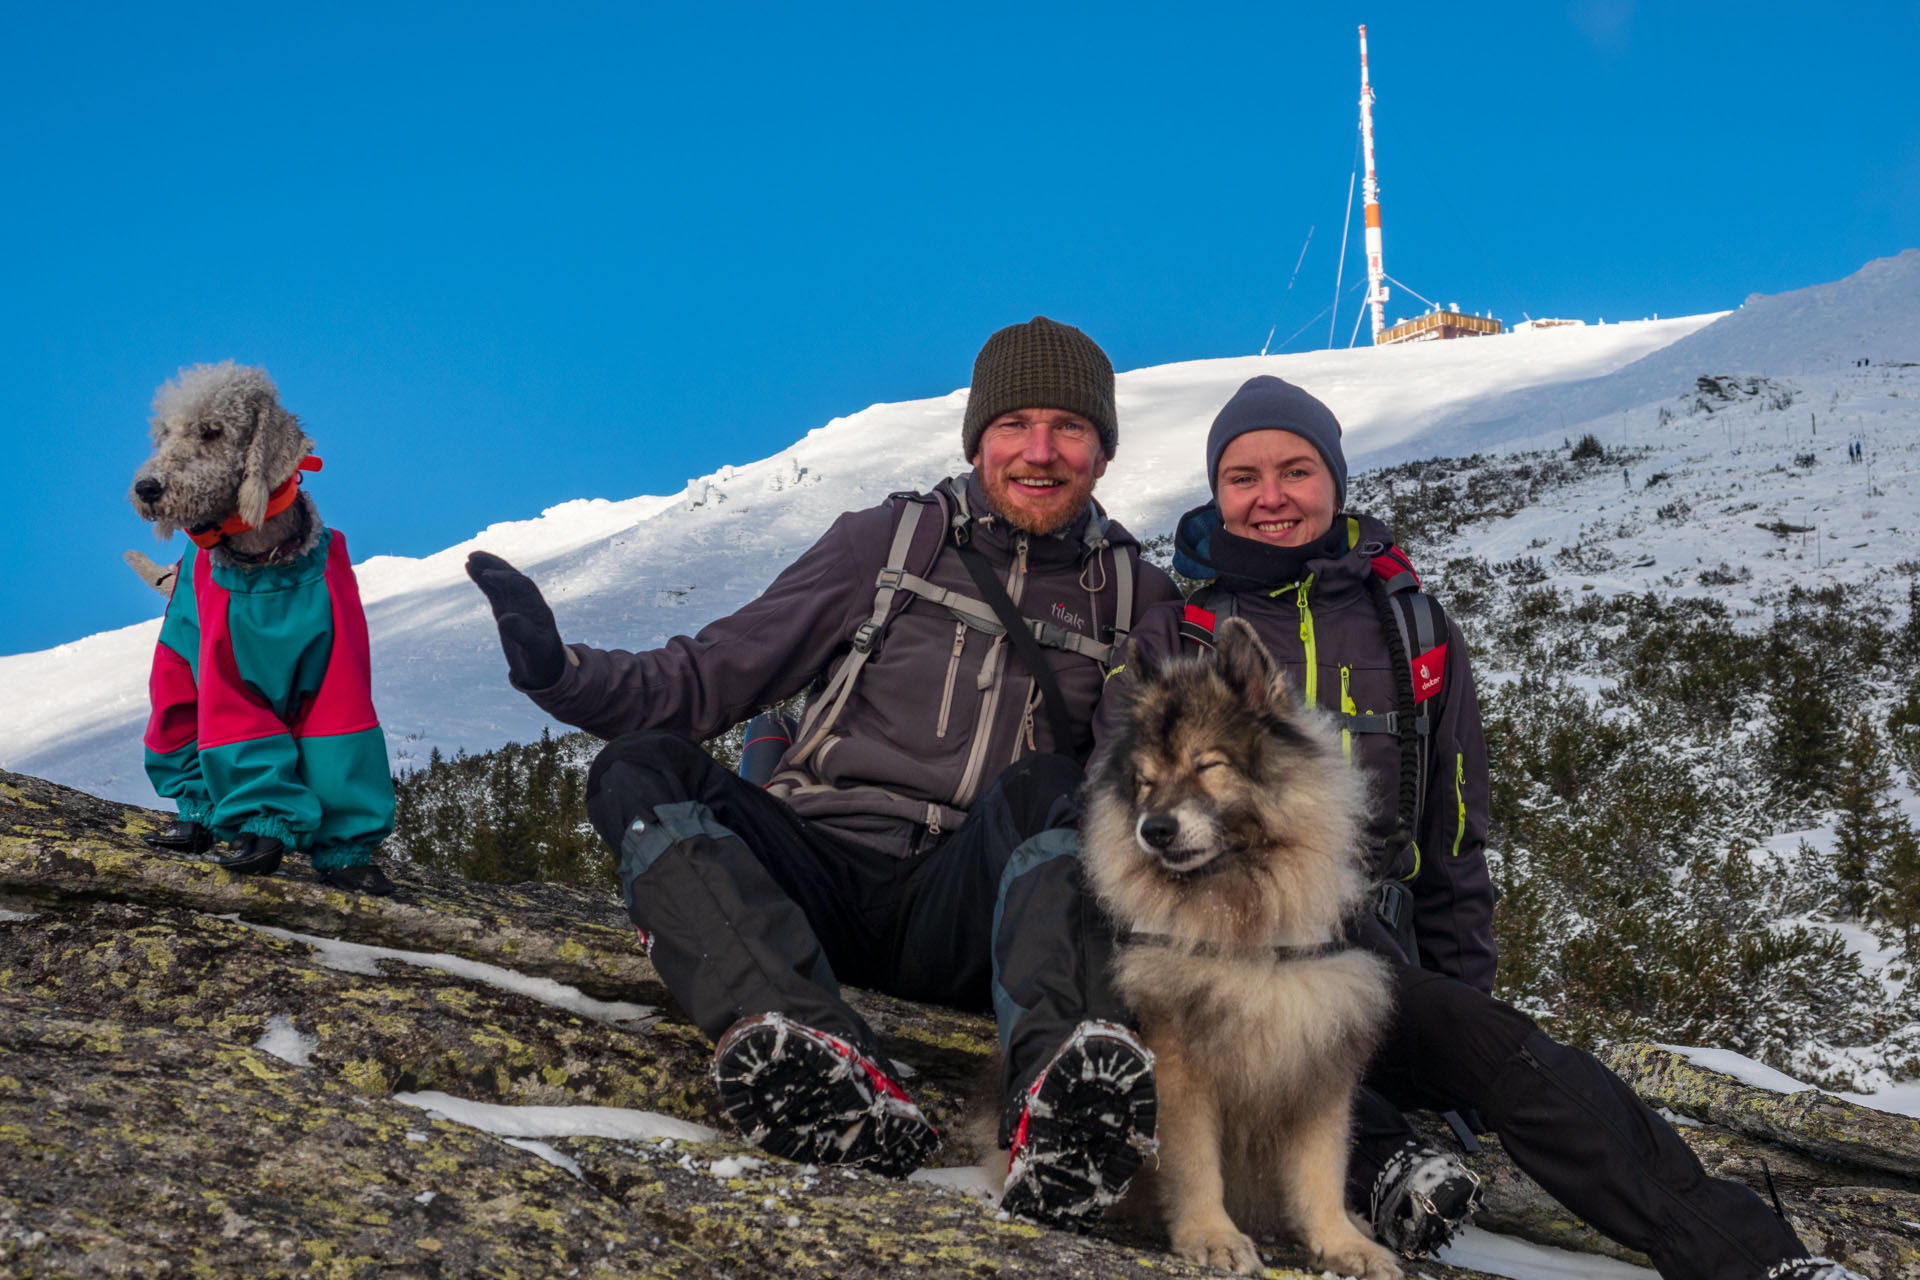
top-left (3, 1), bottom-right (1915, 656)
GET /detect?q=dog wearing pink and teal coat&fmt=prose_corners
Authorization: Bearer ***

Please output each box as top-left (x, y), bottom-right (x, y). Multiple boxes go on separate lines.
top-left (144, 530), bottom-right (394, 879)
top-left (131, 362), bottom-right (395, 893)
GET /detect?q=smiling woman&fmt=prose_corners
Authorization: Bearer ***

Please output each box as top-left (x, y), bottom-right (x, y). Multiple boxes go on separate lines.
top-left (1216, 430), bottom-right (1337, 548)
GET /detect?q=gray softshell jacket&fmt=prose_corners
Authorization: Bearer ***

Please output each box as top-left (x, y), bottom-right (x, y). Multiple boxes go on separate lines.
top-left (523, 472), bottom-right (1182, 859)
top-left (1093, 508), bottom-right (1497, 993)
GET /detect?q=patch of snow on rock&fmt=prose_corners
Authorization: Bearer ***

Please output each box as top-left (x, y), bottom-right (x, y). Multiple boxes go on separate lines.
top-left (253, 1013), bottom-right (319, 1067)
top-left (240, 921), bottom-right (656, 1028)
top-left (394, 1090), bottom-right (720, 1144)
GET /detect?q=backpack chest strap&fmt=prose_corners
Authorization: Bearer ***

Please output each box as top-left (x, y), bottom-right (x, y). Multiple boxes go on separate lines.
top-left (885, 568), bottom-right (1119, 664)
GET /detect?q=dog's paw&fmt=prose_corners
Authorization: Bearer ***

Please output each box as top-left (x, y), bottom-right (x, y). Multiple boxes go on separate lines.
top-left (1314, 1236), bottom-right (1403, 1280)
top-left (1169, 1218), bottom-right (1262, 1275)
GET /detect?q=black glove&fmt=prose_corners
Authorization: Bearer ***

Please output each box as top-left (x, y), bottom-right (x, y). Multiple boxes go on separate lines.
top-left (466, 551), bottom-right (567, 689)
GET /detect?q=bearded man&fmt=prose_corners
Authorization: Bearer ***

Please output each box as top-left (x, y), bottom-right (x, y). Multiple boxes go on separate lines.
top-left (468, 317), bottom-right (1180, 1219)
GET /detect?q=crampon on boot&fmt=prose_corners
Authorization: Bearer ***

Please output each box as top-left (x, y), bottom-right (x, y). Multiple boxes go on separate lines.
top-left (710, 1011), bottom-right (937, 1178)
top-left (999, 1020), bottom-right (1158, 1230)
top-left (1371, 1138), bottom-right (1485, 1257)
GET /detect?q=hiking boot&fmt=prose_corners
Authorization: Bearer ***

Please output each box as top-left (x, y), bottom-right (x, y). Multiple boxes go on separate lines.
top-left (1370, 1139), bottom-right (1484, 1257)
top-left (315, 862), bottom-right (397, 896)
top-left (710, 1011), bottom-right (937, 1178)
top-left (999, 1020), bottom-right (1158, 1229)
top-left (1767, 1259), bottom-right (1868, 1280)
top-left (213, 833), bottom-right (285, 876)
top-left (144, 819), bottom-right (214, 854)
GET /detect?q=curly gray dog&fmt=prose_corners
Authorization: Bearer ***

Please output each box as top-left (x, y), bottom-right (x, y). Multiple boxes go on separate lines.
top-left (127, 362), bottom-right (398, 894)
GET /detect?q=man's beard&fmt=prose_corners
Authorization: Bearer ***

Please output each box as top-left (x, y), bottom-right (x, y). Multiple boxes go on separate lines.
top-left (982, 469), bottom-right (1097, 536)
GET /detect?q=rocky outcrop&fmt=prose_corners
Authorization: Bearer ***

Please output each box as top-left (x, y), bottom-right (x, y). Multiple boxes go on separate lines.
top-left (3, 767), bottom-right (1918, 1278)
top-left (1604, 1043), bottom-right (1920, 1177)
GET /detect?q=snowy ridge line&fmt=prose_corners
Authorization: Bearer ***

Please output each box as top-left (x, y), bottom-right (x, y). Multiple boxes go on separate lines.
top-left (0, 304), bottom-right (1720, 806)
top-left (226, 917), bottom-right (657, 1028)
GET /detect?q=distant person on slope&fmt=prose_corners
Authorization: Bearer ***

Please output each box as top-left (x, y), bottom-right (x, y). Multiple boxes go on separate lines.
top-left (1093, 374), bottom-right (1861, 1280)
top-left (467, 317), bottom-right (1182, 1220)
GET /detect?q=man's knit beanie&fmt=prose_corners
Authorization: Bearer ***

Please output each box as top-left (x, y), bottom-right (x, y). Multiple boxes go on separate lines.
top-left (1205, 375), bottom-right (1347, 507)
top-left (962, 316), bottom-right (1118, 461)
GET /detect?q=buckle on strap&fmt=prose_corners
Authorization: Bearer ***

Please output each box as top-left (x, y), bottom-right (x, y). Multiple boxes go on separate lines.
top-left (1029, 619), bottom-right (1070, 650)
top-left (875, 567), bottom-right (906, 590)
top-left (1343, 710), bottom-right (1399, 734)
top-left (851, 620), bottom-right (881, 652)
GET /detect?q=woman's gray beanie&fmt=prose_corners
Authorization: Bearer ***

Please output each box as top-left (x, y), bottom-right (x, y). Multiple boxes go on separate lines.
top-left (962, 316), bottom-right (1118, 461)
top-left (1205, 374), bottom-right (1347, 507)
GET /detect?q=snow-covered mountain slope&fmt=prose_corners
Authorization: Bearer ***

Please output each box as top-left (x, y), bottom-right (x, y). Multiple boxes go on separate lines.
top-left (1405, 248), bottom-right (1920, 460)
top-left (4, 252), bottom-right (1916, 807)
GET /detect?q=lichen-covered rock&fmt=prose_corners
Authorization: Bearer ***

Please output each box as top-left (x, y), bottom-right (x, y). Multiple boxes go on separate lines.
top-left (1604, 1043), bottom-right (1920, 1177)
top-left (8, 767), bottom-right (1918, 1277)
top-left (3, 769), bottom-right (1513, 1278)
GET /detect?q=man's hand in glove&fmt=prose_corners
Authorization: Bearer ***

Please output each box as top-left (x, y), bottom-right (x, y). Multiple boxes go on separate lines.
top-left (466, 551), bottom-right (567, 690)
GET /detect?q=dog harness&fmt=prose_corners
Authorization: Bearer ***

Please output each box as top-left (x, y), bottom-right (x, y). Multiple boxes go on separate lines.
top-left (187, 455), bottom-right (324, 550)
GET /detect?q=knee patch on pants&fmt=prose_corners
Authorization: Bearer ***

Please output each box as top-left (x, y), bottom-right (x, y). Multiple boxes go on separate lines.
top-left (619, 800), bottom-right (738, 916)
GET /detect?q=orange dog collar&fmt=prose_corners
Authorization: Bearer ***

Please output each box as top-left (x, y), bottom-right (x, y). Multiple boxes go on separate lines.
top-left (188, 456), bottom-right (324, 550)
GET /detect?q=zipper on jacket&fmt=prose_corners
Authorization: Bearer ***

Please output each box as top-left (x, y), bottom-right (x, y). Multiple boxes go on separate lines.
top-left (936, 621), bottom-right (966, 738)
top-left (1013, 684), bottom-right (1040, 761)
top-left (1339, 665), bottom-right (1356, 762)
top-left (1295, 577), bottom-right (1319, 706)
top-left (956, 532), bottom-right (1027, 808)
top-left (1452, 752), bottom-right (1467, 856)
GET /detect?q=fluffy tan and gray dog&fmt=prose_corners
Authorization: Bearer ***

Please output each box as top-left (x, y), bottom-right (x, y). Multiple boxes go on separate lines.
top-left (1081, 617), bottom-right (1400, 1279)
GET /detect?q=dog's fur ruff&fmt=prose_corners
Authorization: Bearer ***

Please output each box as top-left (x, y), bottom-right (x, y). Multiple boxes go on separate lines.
top-left (129, 361), bottom-right (323, 568)
top-left (1079, 618), bottom-right (1400, 1279)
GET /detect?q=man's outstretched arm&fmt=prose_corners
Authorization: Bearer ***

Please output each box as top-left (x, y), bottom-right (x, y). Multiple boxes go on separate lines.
top-left (466, 506), bottom-right (890, 743)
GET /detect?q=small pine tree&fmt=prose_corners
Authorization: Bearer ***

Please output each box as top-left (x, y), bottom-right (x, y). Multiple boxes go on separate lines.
top-left (1878, 810), bottom-right (1920, 965)
top-left (1831, 716), bottom-right (1896, 919)
top-left (1899, 579), bottom-right (1920, 663)
top-left (1765, 642), bottom-right (1845, 805)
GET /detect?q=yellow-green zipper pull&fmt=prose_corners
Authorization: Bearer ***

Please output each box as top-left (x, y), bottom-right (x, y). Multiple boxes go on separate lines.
top-left (1452, 752), bottom-right (1467, 856)
top-left (1295, 577), bottom-right (1318, 706)
top-left (1339, 666), bottom-right (1356, 762)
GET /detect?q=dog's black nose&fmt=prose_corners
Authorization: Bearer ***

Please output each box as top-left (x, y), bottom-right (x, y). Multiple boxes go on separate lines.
top-left (134, 477), bottom-right (164, 503)
top-left (1139, 814), bottom-right (1179, 850)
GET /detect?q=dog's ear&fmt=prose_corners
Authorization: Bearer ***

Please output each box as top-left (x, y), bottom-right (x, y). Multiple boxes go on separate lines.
top-left (1123, 639), bottom-right (1160, 686)
top-left (236, 396), bottom-right (273, 528)
top-left (1214, 617), bottom-right (1291, 713)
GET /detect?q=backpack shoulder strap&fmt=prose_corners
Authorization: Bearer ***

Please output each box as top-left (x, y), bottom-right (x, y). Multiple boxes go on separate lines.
top-left (1110, 542), bottom-right (1136, 648)
top-left (1177, 584), bottom-right (1236, 652)
top-left (787, 491), bottom-right (945, 768)
top-left (1360, 537), bottom-right (1453, 869)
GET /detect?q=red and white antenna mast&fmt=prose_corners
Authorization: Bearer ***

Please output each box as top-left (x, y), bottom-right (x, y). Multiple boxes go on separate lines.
top-left (1358, 24), bottom-right (1389, 345)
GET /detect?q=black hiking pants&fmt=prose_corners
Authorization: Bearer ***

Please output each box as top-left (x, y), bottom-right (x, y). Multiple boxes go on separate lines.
top-left (1349, 958), bottom-right (1809, 1279)
top-left (584, 731), bottom-right (1118, 1112)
